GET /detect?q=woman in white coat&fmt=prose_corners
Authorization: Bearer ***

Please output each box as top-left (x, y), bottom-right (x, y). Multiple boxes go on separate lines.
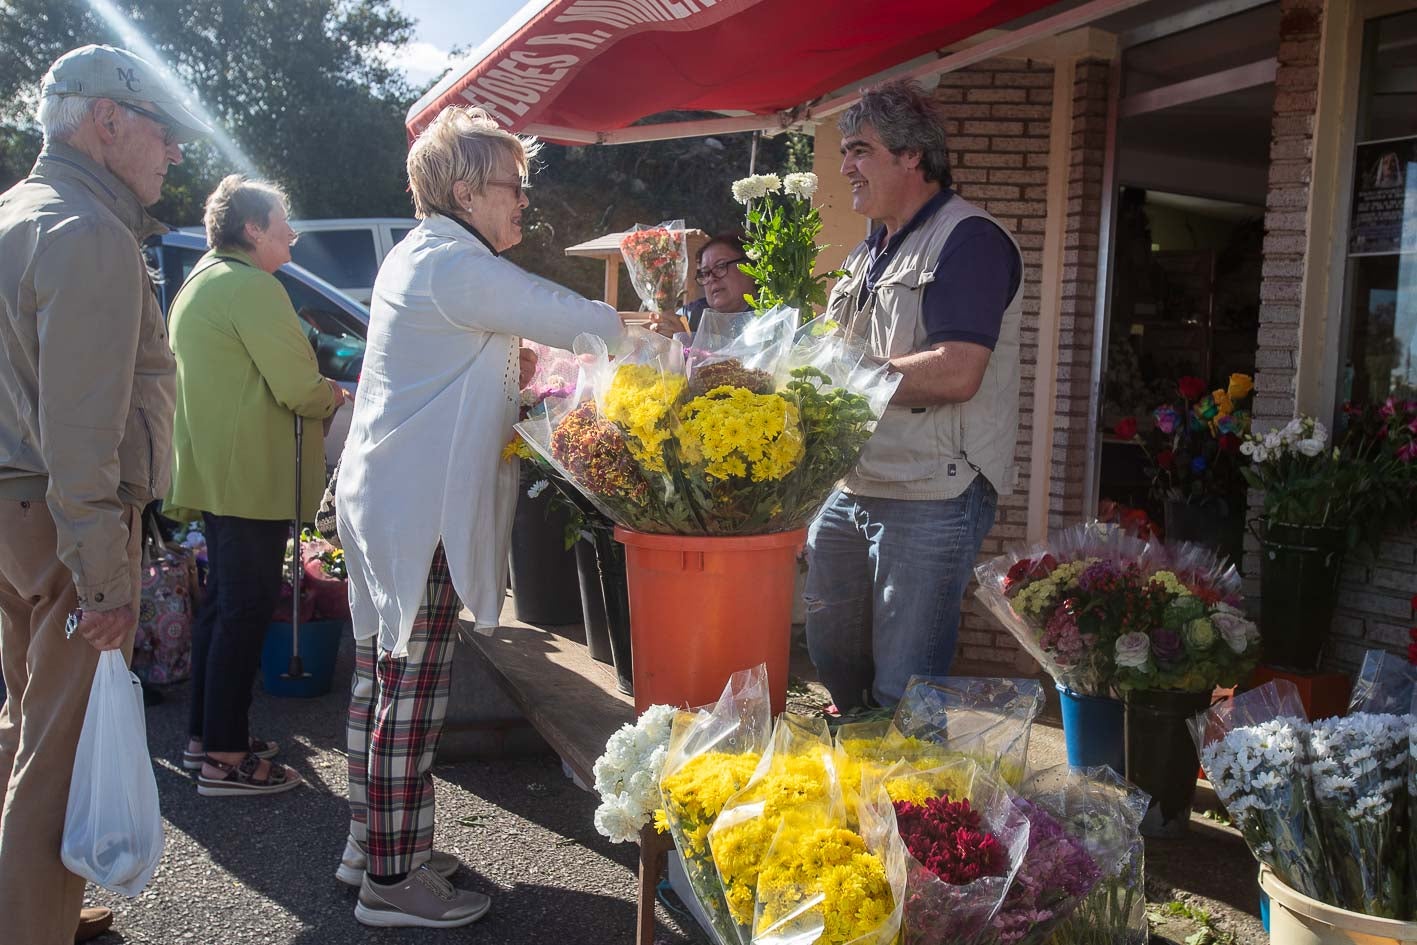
top-left (334, 105), bottom-right (623, 929)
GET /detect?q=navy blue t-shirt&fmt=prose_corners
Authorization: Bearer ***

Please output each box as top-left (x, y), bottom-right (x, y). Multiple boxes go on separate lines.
top-left (860, 190), bottom-right (1021, 350)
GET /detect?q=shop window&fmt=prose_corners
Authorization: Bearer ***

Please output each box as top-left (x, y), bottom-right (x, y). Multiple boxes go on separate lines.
top-left (1338, 9), bottom-right (1417, 405)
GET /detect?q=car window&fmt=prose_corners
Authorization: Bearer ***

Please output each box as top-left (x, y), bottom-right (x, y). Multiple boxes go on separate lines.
top-left (390, 227), bottom-right (413, 245)
top-left (273, 271), bottom-right (366, 383)
top-left (289, 229), bottom-right (378, 290)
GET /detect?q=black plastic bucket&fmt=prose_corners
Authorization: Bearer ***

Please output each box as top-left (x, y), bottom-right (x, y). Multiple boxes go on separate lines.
top-left (1258, 522), bottom-right (1344, 672)
top-left (1124, 687), bottom-right (1213, 837)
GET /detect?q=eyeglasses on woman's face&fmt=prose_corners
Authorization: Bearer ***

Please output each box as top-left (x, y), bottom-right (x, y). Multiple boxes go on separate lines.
top-left (484, 178), bottom-right (529, 200)
top-left (694, 256), bottom-right (749, 285)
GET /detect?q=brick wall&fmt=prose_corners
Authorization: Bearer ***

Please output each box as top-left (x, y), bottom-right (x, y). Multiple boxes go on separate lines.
top-left (931, 57), bottom-right (1112, 676)
top-left (1244, 0), bottom-right (1415, 673)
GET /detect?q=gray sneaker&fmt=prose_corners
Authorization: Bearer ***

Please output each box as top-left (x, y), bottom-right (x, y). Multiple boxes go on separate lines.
top-left (354, 864), bottom-right (491, 929)
top-left (335, 835), bottom-right (460, 886)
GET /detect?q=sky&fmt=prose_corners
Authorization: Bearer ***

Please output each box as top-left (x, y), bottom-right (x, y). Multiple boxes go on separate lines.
top-left (388, 0), bottom-right (530, 88)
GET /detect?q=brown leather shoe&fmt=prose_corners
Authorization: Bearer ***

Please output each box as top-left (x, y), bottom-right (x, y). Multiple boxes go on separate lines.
top-left (75, 906), bottom-right (114, 942)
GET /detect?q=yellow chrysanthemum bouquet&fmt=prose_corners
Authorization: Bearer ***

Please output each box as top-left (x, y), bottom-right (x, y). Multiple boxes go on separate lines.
top-left (706, 712), bottom-right (904, 945)
top-left (514, 308), bottom-right (899, 537)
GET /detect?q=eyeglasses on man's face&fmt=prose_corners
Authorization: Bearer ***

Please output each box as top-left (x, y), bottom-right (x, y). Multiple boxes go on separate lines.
top-left (117, 101), bottom-right (177, 147)
top-left (694, 256), bottom-right (749, 285)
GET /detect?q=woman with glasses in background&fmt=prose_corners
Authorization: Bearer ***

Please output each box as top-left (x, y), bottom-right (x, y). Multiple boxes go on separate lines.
top-left (659, 230), bottom-right (759, 335)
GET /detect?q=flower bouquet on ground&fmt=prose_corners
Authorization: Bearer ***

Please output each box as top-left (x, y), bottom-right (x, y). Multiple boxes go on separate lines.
top-left (985, 791), bottom-right (1102, 945)
top-left (591, 703), bottom-right (677, 844)
top-left (732, 172), bottom-right (845, 325)
top-left (890, 676), bottom-right (1044, 786)
top-left (658, 666), bottom-right (772, 945)
top-left (1309, 712), bottom-right (1409, 918)
top-left (1026, 765), bottom-right (1150, 945)
top-left (972, 524), bottom-right (1152, 697)
top-left (748, 799), bottom-right (904, 945)
top-left (857, 757), bottom-right (1029, 945)
top-left (709, 712), bottom-right (843, 940)
top-left (514, 315), bottom-right (898, 537)
top-left (621, 220), bottom-right (690, 332)
top-left (1191, 680), bottom-right (1334, 903)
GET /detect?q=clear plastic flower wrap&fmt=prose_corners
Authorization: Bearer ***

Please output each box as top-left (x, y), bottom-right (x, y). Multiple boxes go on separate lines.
top-left (1189, 680), bottom-right (1332, 903)
top-left (1143, 538), bottom-right (1244, 606)
top-left (984, 791), bottom-right (1102, 945)
top-left (658, 664), bottom-right (773, 945)
top-left (1022, 765), bottom-right (1149, 945)
top-left (891, 676), bottom-right (1044, 786)
top-left (515, 317), bottom-right (899, 537)
top-left (973, 524), bottom-right (1151, 696)
top-left (621, 220), bottom-right (689, 328)
top-left (709, 712), bottom-right (843, 943)
top-left (1308, 711), bottom-right (1409, 917)
top-left (858, 757), bottom-right (1029, 945)
top-left (1348, 648), bottom-right (1417, 715)
top-left (749, 797), bottom-right (905, 945)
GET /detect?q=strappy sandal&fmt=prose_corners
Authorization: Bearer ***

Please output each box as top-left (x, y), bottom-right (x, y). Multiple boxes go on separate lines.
top-left (196, 753), bottom-right (304, 798)
top-left (183, 737), bottom-right (279, 771)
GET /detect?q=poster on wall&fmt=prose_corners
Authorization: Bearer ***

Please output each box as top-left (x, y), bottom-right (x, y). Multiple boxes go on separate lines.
top-left (1349, 135), bottom-right (1417, 256)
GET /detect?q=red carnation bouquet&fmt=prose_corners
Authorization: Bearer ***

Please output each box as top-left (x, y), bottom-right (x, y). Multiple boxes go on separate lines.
top-left (620, 220), bottom-right (689, 331)
top-left (860, 758), bottom-right (1030, 945)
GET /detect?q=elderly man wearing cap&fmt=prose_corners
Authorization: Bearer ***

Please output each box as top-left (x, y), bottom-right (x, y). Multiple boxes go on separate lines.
top-left (0, 45), bottom-right (209, 944)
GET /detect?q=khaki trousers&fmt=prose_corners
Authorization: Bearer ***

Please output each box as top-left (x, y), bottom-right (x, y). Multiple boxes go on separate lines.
top-left (0, 500), bottom-right (141, 945)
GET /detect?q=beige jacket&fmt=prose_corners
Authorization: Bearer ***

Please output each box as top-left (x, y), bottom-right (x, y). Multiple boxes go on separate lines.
top-left (826, 193), bottom-right (1023, 501)
top-left (0, 142), bottom-right (176, 612)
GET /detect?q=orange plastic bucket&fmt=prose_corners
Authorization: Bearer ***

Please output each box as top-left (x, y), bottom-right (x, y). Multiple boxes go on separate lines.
top-left (614, 527), bottom-right (805, 715)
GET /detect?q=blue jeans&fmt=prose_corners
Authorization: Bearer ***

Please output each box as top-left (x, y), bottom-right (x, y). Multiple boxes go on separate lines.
top-left (804, 477), bottom-right (998, 710)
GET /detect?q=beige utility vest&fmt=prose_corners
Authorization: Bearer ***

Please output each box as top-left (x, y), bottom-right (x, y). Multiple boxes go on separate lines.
top-left (826, 193), bottom-right (1023, 501)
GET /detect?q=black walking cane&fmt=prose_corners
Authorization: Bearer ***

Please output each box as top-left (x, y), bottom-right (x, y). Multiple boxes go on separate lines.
top-left (283, 414), bottom-right (310, 681)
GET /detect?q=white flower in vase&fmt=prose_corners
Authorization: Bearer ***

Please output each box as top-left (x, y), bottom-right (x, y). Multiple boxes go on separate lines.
top-left (783, 172), bottom-right (819, 199)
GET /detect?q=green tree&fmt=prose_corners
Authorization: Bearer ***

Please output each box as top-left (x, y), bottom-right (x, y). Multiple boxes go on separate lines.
top-left (0, 0), bottom-right (417, 223)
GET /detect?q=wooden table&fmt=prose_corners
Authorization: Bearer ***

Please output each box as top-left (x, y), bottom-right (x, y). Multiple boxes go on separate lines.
top-left (461, 612), bottom-right (676, 945)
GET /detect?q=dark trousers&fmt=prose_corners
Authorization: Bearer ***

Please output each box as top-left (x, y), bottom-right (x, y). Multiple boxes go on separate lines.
top-left (188, 512), bottom-right (289, 752)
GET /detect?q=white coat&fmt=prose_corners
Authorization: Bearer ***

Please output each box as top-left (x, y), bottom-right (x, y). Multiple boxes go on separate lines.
top-left (337, 214), bottom-right (623, 656)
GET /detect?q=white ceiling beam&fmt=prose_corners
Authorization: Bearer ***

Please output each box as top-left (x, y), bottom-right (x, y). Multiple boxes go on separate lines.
top-left (1118, 57), bottom-right (1277, 117)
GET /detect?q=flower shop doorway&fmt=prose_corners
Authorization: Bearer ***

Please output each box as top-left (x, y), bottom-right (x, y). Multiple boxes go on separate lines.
top-left (1093, 2), bottom-right (1277, 563)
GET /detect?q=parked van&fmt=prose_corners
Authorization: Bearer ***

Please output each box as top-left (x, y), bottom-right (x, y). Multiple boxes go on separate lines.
top-left (288, 218), bottom-right (417, 304)
top-left (145, 230), bottom-right (368, 469)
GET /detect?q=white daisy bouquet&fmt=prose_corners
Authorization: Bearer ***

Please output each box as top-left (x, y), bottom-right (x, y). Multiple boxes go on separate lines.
top-left (1308, 712), bottom-right (1409, 918)
top-left (592, 703), bottom-right (678, 843)
top-left (1191, 680), bottom-right (1333, 903)
top-left (732, 171), bottom-right (845, 325)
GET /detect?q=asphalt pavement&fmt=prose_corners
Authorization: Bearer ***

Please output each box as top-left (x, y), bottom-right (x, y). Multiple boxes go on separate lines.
top-left (84, 638), bottom-right (705, 945)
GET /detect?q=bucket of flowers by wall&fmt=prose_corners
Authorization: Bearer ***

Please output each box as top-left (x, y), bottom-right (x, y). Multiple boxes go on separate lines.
top-left (1241, 403), bottom-right (1416, 674)
top-left (977, 524), bottom-right (1261, 835)
top-left (1194, 667), bottom-right (1417, 944)
top-left (517, 172), bottom-right (895, 715)
top-left (263, 529), bottom-right (347, 698)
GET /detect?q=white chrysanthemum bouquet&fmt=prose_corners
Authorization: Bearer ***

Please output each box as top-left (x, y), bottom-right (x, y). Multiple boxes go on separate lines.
top-left (731, 170), bottom-right (844, 324)
top-left (1193, 676), bottom-right (1415, 918)
top-left (592, 703), bottom-right (677, 843)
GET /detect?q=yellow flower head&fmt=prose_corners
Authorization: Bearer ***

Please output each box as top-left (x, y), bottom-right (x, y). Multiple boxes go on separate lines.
top-left (754, 823), bottom-right (893, 945)
top-left (659, 751), bottom-right (760, 858)
top-left (676, 387), bottom-right (804, 482)
top-left (1212, 389), bottom-right (1234, 417)
top-left (1227, 373), bottom-right (1254, 402)
top-left (604, 363), bottom-right (686, 473)
top-left (501, 435), bottom-right (535, 462)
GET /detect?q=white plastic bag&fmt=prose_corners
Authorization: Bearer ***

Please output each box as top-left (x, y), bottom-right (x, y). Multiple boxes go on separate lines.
top-left (61, 649), bottom-right (164, 895)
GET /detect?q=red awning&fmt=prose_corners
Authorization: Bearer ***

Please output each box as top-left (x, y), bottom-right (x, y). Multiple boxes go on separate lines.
top-left (406, 0), bottom-right (1062, 142)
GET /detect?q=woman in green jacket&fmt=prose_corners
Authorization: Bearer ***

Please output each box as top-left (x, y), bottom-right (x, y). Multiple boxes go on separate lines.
top-left (168, 174), bottom-right (348, 798)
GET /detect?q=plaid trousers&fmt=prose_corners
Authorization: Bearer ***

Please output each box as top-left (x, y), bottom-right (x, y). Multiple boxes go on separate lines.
top-left (345, 544), bottom-right (460, 876)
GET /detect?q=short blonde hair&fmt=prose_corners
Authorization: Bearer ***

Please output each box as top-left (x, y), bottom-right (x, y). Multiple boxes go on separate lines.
top-left (203, 174), bottom-right (288, 252)
top-left (406, 106), bottom-right (540, 219)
